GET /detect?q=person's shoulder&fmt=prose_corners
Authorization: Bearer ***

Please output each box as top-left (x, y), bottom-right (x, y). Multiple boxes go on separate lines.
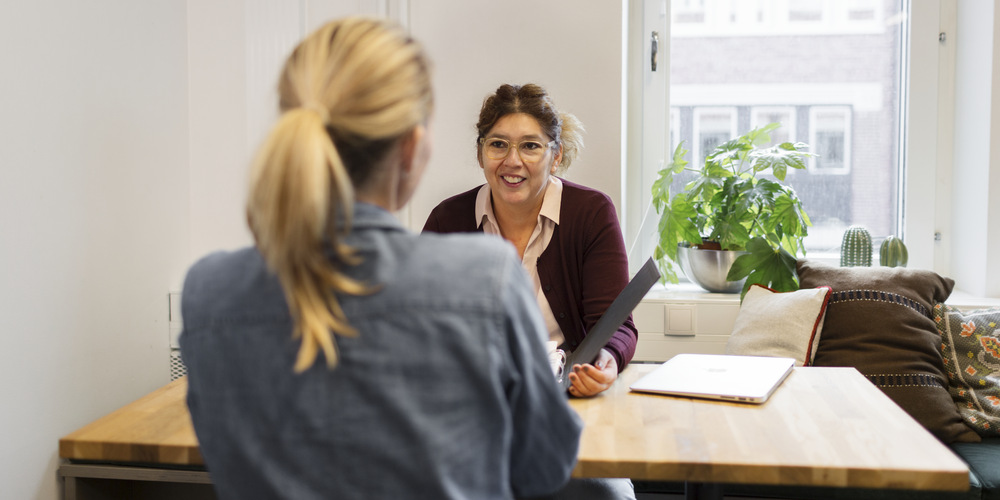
top-left (424, 185), bottom-right (483, 232)
top-left (185, 247), bottom-right (263, 285)
top-left (431, 186), bottom-right (481, 211)
top-left (559, 178), bottom-right (614, 207)
top-left (413, 231), bottom-right (523, 288)
top-left (418, 231), bottom-right (512, 264)
top-left (182, 247), bottom-right (281, 317)
top-left (558, 178), bottom-right (618, 224)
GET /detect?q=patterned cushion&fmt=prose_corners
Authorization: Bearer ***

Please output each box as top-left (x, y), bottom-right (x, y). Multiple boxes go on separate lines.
top-left (796, 259), bottom-right (980, 443)
top-left (935, 304), bottom-right (1000, 437)
top-left (725, 284), bottom-right (831, 367)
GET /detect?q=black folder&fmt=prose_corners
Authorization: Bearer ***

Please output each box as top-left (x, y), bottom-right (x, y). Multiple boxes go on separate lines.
top-left (559, 257), bottom-right (660, 391)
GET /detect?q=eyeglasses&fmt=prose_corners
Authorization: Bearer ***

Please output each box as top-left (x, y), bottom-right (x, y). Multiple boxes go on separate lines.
top-left (480, 137), bottom-right (556, 163)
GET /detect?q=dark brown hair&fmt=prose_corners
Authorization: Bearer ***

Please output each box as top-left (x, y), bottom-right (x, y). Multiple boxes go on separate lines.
top-left (475, 83), bottom-right (583, 173)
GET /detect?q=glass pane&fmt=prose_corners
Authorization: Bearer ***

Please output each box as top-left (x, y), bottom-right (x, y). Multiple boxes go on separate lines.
top-left (668, 0), bottom-right (905, 258)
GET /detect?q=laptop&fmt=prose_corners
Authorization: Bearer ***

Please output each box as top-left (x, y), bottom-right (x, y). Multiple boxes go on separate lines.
top-left (628, 353), bottom-right (795, 404)
top-left (559, 257), bottom-right (661, 391)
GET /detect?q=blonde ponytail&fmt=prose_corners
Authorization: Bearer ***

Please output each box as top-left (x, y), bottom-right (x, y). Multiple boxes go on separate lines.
top-left (247, 17), bottom-right (432, 372)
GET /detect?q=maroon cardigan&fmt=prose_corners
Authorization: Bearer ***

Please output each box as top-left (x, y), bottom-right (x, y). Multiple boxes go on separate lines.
top-left (422, 179), bottom-right (637, 371)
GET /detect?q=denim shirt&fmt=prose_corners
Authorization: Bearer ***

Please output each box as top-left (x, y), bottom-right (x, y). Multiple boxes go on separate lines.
top-left (180, 202), bottom-right (582, 500)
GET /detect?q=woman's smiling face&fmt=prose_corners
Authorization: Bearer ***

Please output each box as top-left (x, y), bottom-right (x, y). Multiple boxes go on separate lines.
top-left (479, 113), bottom-right (561, 213)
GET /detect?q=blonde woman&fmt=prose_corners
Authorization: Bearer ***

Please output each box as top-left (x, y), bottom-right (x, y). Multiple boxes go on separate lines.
top-left (180, 19), bottom-right (581, 500)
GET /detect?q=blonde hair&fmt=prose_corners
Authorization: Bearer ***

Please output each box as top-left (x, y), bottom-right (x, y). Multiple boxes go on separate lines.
top-left (475, 83), bottom-right (584, 174)
top-left (246, 17), bottom-right (433, 372)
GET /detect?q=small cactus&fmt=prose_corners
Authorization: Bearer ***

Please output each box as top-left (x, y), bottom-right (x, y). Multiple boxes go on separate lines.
top-left (879, 235), bottom-right (908, 267)
top-left (840, 225), bottom-right (872, 267)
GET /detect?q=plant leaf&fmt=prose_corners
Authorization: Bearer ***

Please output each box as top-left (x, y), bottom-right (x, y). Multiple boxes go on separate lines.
top-left (685, 169), bottom-right (724, 202)
top-left (746, 122), bottom-right (780, 147)
top-left (652, 142), bottom-right (692, 212)
top-left (712, 217), bottom-right (751, 250)
top-left (659, 196), bottom-right (703, 248)
top-left (655, 258), bottom-right (681, 285)
top-left (742, 178), bottom-right (782, 214)
top-left (749, 142), bottom-right (811, 181)
top-left (670, 141), bottom-right (689, 173)
top-left (652, 194), bottom-right (702, 284)
top-left (763, 193), bottom-right (809, 253)
top-left (727, 237), bottom-right (799, 298)
top-left (650, 168), bottom-right (673, 212)
top-left (709, 138), bottom-right (752, 174)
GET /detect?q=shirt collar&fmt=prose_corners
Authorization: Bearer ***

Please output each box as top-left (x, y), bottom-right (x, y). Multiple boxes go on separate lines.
top-left (346, 202), bottom-right (407, 231)
top-left (540, 176), bottom-right (562, 225)
top-left (475, 177), bottom-right (563, 229)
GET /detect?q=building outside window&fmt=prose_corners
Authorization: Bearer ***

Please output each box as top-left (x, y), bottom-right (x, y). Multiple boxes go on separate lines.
top-left (692, 107), bottom-right (737, 168)
top-left (809, 106), bottom-right (852, 175)
top-left (666, 0), bottom-right (904, 256)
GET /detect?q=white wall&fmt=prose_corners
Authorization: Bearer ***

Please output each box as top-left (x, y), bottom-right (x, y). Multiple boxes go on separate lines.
top-left (188, 0), bottom-right (253, 266)
top-left (952, 0), bottom-right (1000, 297)
top-left (187, 0), bottom-right (626, 248)
top-left (407, 0), bottom-right (625, 228)
top-left (0, 2), bottom-right (189, 499)
top-left (0, 1), bottom-right (624, 497)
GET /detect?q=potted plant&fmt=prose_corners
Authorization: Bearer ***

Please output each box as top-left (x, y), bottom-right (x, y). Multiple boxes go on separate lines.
top-left (651, 123), bottom-right (814, 296)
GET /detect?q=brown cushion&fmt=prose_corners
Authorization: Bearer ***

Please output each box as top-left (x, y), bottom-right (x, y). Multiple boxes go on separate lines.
top-left (796, 259), bottom-right (980, 443)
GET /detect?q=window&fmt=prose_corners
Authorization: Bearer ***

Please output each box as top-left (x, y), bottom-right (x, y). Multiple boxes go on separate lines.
top-left (657, 0), bottom-right (904, 259)
top-left (630, 1), bottom-right (999, 296)
top-left (692, 107), bottom-right (737, 167)
top-left (670, 107), bottom-right (681, 157)
top-left (751, 106), bottom-right (796, 146)
top-left (788, 0), bottom-right (824, 23)
top-left (809, 106), bottom-right (852, 174)
top-left (673, 0), bottom-right (705, 25)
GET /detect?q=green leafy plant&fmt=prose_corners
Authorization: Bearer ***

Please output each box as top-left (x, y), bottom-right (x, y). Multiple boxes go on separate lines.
top-left (651, 123), bottom-right (814, 296)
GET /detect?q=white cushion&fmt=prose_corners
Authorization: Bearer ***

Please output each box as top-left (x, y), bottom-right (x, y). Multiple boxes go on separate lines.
top-left (725, 284), bottom-right (832, 366)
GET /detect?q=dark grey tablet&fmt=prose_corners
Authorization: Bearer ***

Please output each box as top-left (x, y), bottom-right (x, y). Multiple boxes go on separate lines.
top-left (560, 257), bottom-right (660, 391)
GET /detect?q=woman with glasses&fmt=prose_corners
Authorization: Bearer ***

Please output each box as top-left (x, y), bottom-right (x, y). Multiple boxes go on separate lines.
top-left (180, 22), bottom-right (582, 500)
top-left (425, 83), bottom-right (638, 398)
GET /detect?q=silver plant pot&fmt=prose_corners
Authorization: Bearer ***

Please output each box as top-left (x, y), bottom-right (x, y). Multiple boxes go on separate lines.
top-left (677, 243), bottom-right (747, 293)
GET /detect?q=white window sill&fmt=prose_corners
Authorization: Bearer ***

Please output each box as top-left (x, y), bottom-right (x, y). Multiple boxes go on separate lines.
top-left (641, 283), bottom-right (1000, 309)
top-left (946, 290), bottom-right (1000, 310)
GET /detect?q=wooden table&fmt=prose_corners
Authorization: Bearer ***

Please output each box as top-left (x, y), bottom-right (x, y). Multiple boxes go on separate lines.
top-left (58, 379), bottom-right (213, 500)
top-left (569, 364), bottom-right (971, 498)
top-left (59, 366), bottom-right (970, 499)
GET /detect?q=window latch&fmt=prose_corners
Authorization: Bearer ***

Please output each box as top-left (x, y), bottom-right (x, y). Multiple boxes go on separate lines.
top-left (651, 31), bottom-right (659, 72)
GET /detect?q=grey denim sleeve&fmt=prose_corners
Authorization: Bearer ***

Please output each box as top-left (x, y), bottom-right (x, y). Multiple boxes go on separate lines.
top-left (501, 254), bottom-right (584, 498)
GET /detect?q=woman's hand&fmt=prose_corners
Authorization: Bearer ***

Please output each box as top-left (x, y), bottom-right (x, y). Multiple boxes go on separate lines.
top-left (567, 348), bottom-right (618, 397)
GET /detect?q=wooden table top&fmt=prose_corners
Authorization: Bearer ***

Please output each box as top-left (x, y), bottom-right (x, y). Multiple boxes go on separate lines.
top-left (59, 378), bottom-right (202, 466)
top-left (59, 365), bottom-right (970, 492)
top-left (570, 364), bottom-right (970, 491)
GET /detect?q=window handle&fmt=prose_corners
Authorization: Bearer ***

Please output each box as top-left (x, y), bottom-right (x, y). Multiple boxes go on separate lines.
top-left (651, 31), bottom-right (659, 71)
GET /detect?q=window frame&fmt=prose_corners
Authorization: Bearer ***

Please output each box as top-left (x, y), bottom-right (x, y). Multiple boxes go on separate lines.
top-left (626, 0), bottom-right (950, 277)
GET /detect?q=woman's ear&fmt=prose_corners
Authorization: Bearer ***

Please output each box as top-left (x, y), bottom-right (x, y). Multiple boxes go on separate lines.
top-left (400, 125), bottom-right (425, 175)
top-left (551, 144), bottom-right (563, 174)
